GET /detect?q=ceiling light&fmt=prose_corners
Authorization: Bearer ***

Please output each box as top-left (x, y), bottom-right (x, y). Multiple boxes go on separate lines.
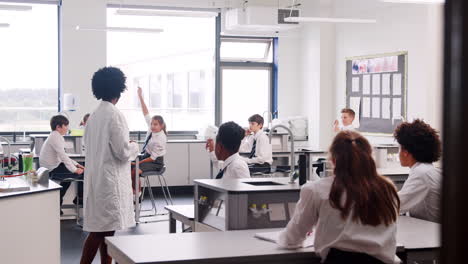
top-left (381, 0), bottom-right (444, 3)
top-left (0, 23), bottom-right (10, 28)
top-left (115, 9), bottom-right (218, 18)
top-left (0, 4), bottom-right (32, 11)
top-left (76, 26), bottom-right (163, 34)
top-left (284, 17), bottom-right (377, 24)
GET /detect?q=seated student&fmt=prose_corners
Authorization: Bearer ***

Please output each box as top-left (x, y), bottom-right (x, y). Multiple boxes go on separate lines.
top-left (131, 87), bottom-right (167, 193)
top-left (239, 114), bottom-right (273, 171)
top-left (206, 122), bottom-right (250, 179)
top-left (278, 131), bottom-right (400, 264)
top-left (394, 119), bottom-right (442, 223)
top-left (79, 113), bottom-right (90, 128)
top-left (40, 115), bottom-right (85, 212)
top-left (333, 108), bottom-right (356, 132)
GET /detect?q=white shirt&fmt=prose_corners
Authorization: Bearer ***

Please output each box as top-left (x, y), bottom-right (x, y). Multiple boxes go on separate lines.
top-left (239, 130), bottom-right (273, 165)
top-left (398, 162), bottom-right (441, 223)
top-left (278, 177), bottom-right (398, 264)
top-left (341, 124), bottom-right (355, 131)
top-left (144, 114), bottom-right (167, 160)
top-left (39, 130), bottom-right (78, 173)
top-left (209, 152), bottom-right (250, 179)
top-left (83, 101), bottom-right (139, 232)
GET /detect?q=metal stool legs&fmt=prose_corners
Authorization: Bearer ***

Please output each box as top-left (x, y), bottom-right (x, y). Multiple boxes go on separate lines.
top-left (157, 175), bottom-right (173, 205)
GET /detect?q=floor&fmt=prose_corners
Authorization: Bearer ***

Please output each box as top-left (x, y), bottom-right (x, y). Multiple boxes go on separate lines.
top-left (60, 191), bottom-right (194, 264)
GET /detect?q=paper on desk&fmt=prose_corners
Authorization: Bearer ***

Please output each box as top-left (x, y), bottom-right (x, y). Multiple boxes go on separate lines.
top-left (269, 203), bottom-right (287, 221)
top-left (254, 231), bottom-right (315, 248)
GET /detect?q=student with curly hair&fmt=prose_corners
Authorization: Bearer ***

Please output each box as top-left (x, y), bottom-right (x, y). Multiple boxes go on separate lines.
top-left (80, 67), bottom-right (139, 264)
top-left (394, 119), bottom-right (442, 223)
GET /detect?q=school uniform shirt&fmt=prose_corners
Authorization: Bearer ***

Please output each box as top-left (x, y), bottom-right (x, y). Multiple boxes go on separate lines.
top-left (341, 124), bottom-right (355, 131)
top-left (83, 101), bottom-right (139, 232)
top-left (278, 176), bottom-right (399, 264)
top-left (209, 152), bottom-right (250, 179)
top-left (39, 130), bottom-right (78, 173)
top-left (143, 114), bottom-right (167, 160)
top-left (239, 130), bottom-right (273, 165)
top-left (398, 162), bottom-right (441, 223)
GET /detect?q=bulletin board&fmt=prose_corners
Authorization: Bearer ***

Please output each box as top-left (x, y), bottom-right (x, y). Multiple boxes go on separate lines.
top-left (346, 51), bottom-right (408, 135)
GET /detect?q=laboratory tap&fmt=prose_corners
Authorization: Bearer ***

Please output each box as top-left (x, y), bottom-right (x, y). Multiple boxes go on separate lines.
top-left (269, 124), bottom-right (296, 183)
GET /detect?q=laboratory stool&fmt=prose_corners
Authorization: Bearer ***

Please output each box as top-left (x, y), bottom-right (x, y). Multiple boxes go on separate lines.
top-left (139, 166), bottom-right (173, 216)
top-left (57, 177), bottom-right (83, 226)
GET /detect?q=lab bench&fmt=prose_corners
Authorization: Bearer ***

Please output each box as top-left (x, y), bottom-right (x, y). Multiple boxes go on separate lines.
top-left (0, 177), bottom-right (61, 264)
top-left (105, 216), bottom-right (439, 264)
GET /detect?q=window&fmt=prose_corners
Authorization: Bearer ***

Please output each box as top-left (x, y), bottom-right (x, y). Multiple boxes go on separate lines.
top-left (106, 7), bottom-right (217, 131)
top-left (0, 2), bottom-right (59, 132)
top-left (220, 37), bottom-right (274, 127)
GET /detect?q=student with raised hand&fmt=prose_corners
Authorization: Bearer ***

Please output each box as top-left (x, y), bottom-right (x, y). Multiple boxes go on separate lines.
top-left (205, 121), bottom-right (250, 179)
top-left (40, 115), bottom-right (85, 212)
top-left (131, 87), bottom-right (167, 193)
top-left (333, 108), bottom-right (356, 132)
top-left (279, 131), bottom-right (400, 264)
top-left (394, 119), bottom-right (442, 223)
top-left (239, 114), bottom-right (273, 170)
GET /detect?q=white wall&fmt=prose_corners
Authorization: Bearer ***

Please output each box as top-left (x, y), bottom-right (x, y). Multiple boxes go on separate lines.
top-left (61, 0), bottom-right (107, 127)
top-left (333, 0), bottom-right (444, 144)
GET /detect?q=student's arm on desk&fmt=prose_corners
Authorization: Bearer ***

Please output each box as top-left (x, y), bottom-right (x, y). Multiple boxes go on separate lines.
top-left (278, 184), bottom-right (318, 249)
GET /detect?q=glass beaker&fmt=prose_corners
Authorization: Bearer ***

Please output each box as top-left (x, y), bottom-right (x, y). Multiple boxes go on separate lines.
top-left (23, 154), bottom-right (33, 172)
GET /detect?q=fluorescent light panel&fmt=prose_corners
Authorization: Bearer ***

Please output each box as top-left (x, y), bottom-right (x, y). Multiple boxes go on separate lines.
top-left (381, 0), bottom-right (444, 3)
top-left (115, 9), bottom-right (218, 18)
top-left (0, 4), bottom-right (32, 11)
top-left (284, 17), bottom-right (376, 24)
top-left (0, 23), bottom-right (10, 28)
top-left (76, 26), bottom-right (163, 34)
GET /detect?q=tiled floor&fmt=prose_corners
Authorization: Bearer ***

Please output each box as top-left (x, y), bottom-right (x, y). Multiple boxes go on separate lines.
top-left (61, 193), bottom-right (194, 264)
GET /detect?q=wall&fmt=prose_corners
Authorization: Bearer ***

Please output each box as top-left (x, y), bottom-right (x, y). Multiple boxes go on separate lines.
top-left (333, 0), bottom-right (444, 144)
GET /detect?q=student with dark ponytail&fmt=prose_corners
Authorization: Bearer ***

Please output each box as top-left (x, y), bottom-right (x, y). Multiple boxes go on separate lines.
top-left (279, 131), bottom-right (400, 264)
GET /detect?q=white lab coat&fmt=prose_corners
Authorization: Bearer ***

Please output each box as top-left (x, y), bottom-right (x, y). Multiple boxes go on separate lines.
top-left (83, 101), bottom-right (139, 232)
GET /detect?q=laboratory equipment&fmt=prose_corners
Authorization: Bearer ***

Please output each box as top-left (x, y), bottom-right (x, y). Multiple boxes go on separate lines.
top-left (0, 136), bottom-right (13, 176)
top-left (269, 124), bottom-right (296, 183)
top-left (194, 177), bottom-right (300, 231)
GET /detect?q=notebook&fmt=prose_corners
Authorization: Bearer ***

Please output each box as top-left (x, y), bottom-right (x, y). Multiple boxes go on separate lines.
top-left (254, 231), bottom-right (315, 248)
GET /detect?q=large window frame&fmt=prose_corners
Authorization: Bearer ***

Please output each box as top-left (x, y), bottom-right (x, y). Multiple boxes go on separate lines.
top-left (106, 4), bottom-right (219, 134)
top-left (217, 36), bottom-right (278, 126)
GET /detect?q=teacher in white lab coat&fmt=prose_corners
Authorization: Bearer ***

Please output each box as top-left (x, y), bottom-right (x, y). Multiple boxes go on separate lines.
top-left (80, 67), bottom-right (139, 264)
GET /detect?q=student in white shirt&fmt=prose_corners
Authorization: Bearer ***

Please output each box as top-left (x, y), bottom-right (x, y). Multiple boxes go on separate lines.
top-left (131, 87), bottom-right (167, 193)
top-left (279, 131), bottom-right (400, 264)
top-left (333, 108), bottom-right (356, 132)
top-left (239, 114), bottom-right (273, 172)
top-left (394, 119), bottom-right (442, 223)
top-left (205, 122), bottom-right (250, 180)
top-left (40, 115), bottom-right (85, 209)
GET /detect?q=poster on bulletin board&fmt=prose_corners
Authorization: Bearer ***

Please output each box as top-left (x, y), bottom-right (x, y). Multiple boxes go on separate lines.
top-left (346, 51), bottom-right (408, 136)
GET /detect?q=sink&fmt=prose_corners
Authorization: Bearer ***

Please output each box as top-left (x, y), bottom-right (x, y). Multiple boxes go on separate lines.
top-left (243, 181), bottom-right (284, 186)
